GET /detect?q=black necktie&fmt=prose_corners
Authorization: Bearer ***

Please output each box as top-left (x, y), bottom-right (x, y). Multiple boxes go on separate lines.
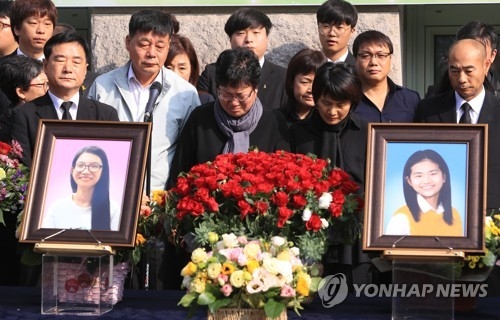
top-left (459, 102), bottom-right (472, 124)
top-left (61, 101), bottom-right (72, 120)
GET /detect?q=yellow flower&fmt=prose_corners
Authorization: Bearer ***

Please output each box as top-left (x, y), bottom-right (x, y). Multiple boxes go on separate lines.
top-left (208, 232), bottom-right (219, 245)
top-left (191, 248), bottom-right (208, 264)
top-left (0, 168), bottom-right (5, 180)
top-left (246, 259), bottom-right (259, 274)
top-left (181, 262), bottom-right (197, 277)
top-left (229, 270), bottom-right (245, 288)
top-left (277, 249), bottom-right (291, 262)
top-left (206, 262), bottom-right (222, 279)
top-left (472, 255), bottom-right (480, 263)
top-left (221, 262), bottom-right (235, 275)
top-left (296, 276), bottom-right (310, 297)
top-left (135, 233), bottom-right (146, 245)
top-left (189, 277), bottom-right (206, 293)
top-left (151, 189), bottom-right (166, 206)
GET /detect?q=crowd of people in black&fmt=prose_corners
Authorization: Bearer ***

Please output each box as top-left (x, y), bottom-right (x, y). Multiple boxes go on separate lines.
top-left (1, 0), bottom-right (499, 293)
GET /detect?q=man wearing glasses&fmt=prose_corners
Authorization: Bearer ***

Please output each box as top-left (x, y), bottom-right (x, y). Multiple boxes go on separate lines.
top-left (352, 30), bottom-right (420, 123)
top-left (11, 32), bottom-right (119, 167)
top-left (316, 0), bottom-right (358, 65)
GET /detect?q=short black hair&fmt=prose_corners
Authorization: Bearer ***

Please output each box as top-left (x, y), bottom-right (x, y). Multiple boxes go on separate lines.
top-left (224, 8), bottom-right (272, 38)
top-left (129, 9), bottom-right (175, 38)
top-left (44, 32), bottom-right (90, 63)
top-left (285, 48), bottom-right (327, 107)
top-left (312, 61), bottom-right (362, 108)
top-left (215, 47), bottom-right (261, 89)
top-left (457, 20), bottom-right (498, 55)
top-left (353, 30), bottom-right (394, 56)
top-left (0, 1), bottom-right (13, 19)
top-left (316, 0), bottom-right (358, 27)
top-left (0, 55), bottom-right (44, 104)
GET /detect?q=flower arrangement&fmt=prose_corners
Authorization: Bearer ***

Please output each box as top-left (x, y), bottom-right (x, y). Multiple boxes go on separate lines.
top-left (117, 191), bottom-right (167, 265)
top-left (162, 150), bottom-right (364, 264)
top-left (178, 233), bottom-right (321, 318)
top-left (0, 140), bottom-right (29, 226)
top-left (455, 212), bottom-right (500, 281)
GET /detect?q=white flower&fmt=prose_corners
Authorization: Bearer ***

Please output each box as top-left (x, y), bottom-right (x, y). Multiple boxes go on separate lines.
top-left (302, 207), bottom-right (312, 221)
top-left (246, 278), bottom-right (265, 294)
top-left (318, 192), bottom-right (333, 209)
top-left (290, 247), bottom-right (300, 257)
top-left (321, 218), bottom-right (329, 229)
top-left (221, 233), bottom-right (239, 248)
top-left (271, 236), bottom-right (286, 247)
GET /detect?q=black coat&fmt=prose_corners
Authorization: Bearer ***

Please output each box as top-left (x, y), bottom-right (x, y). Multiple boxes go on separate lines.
top-left (289, 110), bottom-right (368, 191)
top-left (167, 101), bottom-right (291, 188)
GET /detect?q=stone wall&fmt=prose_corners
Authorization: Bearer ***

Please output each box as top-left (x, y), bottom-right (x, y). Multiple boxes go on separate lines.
top-left (90, 5), bottom-right (403, 84)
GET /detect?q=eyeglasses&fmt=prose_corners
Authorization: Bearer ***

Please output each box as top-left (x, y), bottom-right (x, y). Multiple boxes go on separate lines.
top-left (218, 89), bottom-right (254, 103)
top-left (29, 82), bottom-right (49, 91)
top-left (356, 52), bottom-right (392, 61)
top-left (318, 24), bottom-right (351, 36)
top-left (0, 22), bottom-right (11, 31)
top-left (74, 163), bottom-right (103, 173)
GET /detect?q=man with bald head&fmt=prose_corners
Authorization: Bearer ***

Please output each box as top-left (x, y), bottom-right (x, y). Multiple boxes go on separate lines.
top-left (415, 38), bottom-right (500, 211)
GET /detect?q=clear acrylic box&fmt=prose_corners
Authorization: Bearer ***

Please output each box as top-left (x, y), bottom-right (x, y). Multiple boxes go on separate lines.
top-left (41, 253), bottom-right (114, 316)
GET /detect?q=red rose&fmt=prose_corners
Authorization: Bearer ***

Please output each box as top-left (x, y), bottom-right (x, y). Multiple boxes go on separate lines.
top-left (272, 191), bottom-right (288, 207)
top-left (342, 180), bottom-right (360, 194)
top-left (204, 196), bottom-right (219, 212)
top-left (291, 194), bottom-right (307, 209)
top-left (277, 206), bottom-right (293, 221)
top-left (0, 141), bottom-right (11, 155)
top-left (306, 214), bottom-right (322, 232)
top-left (329, 168), bottom-right (350, 187)
top-left (332, 189), bottom-right (345, 205)
top-left (255, 200), bottom-right (269, 214)
top-left (329, 202), bottom-right (343, 217)
top-left (237, 199), bottom-right (254, 219)
top-left (173, 177), bottom-right (190, 195)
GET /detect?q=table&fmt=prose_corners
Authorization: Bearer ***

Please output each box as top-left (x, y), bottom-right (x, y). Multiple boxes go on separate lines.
top-left (0, 286), bottom-right (498, 319)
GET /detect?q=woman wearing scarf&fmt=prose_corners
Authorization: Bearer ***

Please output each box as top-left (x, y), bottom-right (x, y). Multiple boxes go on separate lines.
top-left (166, 47), bottom-right (290, 189)
top-left (162, 47), bottom-right (290, 289)
top-left (290, 62), bottom-right (370, 291)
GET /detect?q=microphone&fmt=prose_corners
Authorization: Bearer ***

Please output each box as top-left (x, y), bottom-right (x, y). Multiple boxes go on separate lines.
top-left (143, 81), bottom-right (162, 122)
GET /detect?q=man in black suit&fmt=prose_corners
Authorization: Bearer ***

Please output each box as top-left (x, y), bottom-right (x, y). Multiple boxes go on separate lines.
top-left (415, 39), bottom-right (500, 211)
top-left (11, 32), bottom-right (119, 168)
top-left (316, 0), bottom-right (358, 66)
top-left (197, 8), bottom-right (287, 110)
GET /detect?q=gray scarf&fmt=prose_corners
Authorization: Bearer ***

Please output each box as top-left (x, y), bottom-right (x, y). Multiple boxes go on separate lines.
top-left (214, 98), bottom-right (263, 153)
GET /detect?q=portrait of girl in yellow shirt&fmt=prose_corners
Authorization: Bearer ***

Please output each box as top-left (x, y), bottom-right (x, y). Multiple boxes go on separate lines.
top-left (385, 149), bottom-right (463, 236)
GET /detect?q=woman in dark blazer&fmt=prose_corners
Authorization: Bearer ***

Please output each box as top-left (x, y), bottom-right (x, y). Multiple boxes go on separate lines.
top-left (289, 62), bottom-right (370, 290)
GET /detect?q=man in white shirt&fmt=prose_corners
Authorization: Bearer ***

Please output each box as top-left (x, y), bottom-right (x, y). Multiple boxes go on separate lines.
top-left (88, 10), bottom-right (201, 190)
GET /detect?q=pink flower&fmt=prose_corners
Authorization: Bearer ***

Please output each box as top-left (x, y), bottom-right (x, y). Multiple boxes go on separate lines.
top-left (220, 284), bottom-right (233, 297)
top-left (280, 284), bottom-right (296, 298)
top-left (217, 274), bottom-right (228, 286)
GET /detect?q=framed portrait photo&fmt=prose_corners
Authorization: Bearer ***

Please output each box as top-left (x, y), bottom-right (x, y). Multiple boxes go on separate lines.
top-left (363, 123), bottom-right (487, 256)
top-left (19, 120), bottom-right (151, 249)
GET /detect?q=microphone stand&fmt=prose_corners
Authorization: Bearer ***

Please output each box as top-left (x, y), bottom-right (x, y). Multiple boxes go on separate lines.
top-left (143, 113), bottom-right (152, 290)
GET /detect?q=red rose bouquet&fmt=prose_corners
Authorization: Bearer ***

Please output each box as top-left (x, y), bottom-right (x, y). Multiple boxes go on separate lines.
top-left (162, 150), bottom-right (363, 263)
